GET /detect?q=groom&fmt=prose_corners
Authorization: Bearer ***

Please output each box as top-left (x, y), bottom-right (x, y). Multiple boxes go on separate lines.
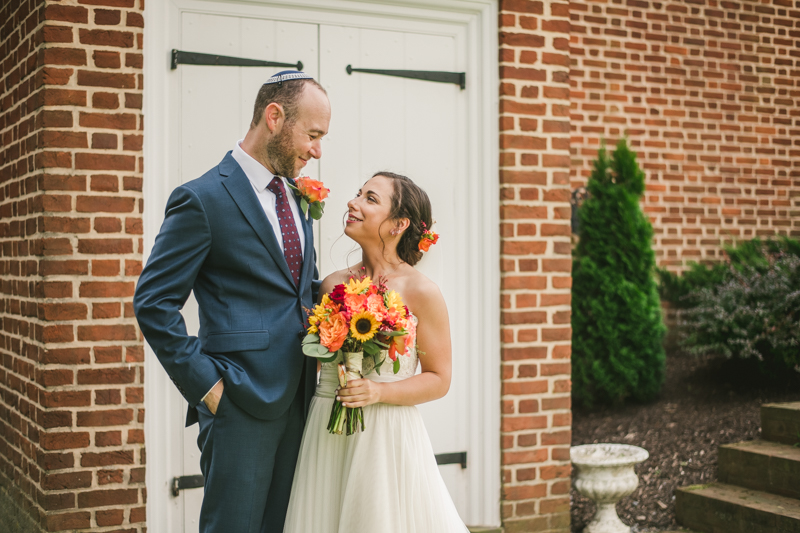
top-left (134, 71), bottom-right (330, 533)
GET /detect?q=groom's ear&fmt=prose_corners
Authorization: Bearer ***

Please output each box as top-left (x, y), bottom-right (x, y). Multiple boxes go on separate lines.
top-left (264, 102), bottom-right (285, 133)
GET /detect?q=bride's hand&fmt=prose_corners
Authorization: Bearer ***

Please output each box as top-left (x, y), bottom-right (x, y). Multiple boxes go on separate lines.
top-left (337, 379), bottom-right (382, 408)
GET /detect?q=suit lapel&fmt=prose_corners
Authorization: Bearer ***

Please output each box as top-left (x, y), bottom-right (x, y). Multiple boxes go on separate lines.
top-left (221, 158), bottom-right (295, 289)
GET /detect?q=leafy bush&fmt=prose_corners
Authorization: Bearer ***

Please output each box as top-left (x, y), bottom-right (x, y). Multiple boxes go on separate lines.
top-left (657, 237), bottom-right (800, 308)
top-left (572, 139), bottom-right (666, 408)
top-left (682, 254), bottom-right (800, 376)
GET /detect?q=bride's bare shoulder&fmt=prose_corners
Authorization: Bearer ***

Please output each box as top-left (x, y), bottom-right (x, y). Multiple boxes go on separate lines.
top-left (319, 265), bottom-right (362, 295)
top-left (401, 268), bottom-right (445, 313)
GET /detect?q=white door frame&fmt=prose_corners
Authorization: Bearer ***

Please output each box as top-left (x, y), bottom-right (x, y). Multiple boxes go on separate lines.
top-left (143, 0), bottom-right (500, 529)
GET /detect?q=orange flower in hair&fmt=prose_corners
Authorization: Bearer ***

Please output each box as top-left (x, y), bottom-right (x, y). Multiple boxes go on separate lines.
top-left (418, 221), bottom-right (439, 252)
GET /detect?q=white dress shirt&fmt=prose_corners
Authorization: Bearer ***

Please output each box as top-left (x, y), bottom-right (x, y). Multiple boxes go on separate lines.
top-left (202, 141), bottom-right (306, 404)
top-left (231, 140), bottom-right (305, 255)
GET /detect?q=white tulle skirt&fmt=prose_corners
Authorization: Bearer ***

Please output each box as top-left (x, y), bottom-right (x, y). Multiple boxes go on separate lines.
top-left (283, 360), bottom-right (468, 533)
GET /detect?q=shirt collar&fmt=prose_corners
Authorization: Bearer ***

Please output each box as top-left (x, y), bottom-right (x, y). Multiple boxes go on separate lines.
top-left (232, 140), bottom-right (279, 192)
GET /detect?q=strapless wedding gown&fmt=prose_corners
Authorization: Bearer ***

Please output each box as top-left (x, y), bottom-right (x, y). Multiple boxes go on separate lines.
top-left (283, 344), bottom-right (468, 533)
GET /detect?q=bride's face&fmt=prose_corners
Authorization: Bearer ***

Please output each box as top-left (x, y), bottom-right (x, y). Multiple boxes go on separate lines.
top-left (345, 176), bottom-right (398, 246)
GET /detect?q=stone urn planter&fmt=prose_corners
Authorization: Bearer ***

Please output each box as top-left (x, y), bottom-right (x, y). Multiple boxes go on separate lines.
top-left (571, 443), bottom-right (650, 533)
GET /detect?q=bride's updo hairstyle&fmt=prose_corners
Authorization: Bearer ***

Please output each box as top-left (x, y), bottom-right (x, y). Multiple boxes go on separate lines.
top-left (373, 171), bottom-right (433, 267)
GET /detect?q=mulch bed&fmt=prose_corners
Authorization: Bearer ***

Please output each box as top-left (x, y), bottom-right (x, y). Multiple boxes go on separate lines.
top-left (570, 348), bottom-right (800, 533)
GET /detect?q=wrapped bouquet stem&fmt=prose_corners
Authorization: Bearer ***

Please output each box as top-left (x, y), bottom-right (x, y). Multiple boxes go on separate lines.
top-left (327, 352), bottom-right (365, 435)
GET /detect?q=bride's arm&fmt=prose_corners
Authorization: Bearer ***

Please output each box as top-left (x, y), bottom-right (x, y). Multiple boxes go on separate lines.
top-left (338, 280), bottom-right (452, 407)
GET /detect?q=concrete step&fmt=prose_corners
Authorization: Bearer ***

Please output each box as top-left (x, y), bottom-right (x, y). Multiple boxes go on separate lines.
top-left (718, 440), bottom-right (800, 500)
top-left (762, 402), bottom-right (800, 446)
top-left (675, 482), bottom-right (800, 533)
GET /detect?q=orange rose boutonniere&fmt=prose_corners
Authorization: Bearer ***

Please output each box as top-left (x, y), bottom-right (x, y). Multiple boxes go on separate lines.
top-left (288, 177), bottom-right (330, 220)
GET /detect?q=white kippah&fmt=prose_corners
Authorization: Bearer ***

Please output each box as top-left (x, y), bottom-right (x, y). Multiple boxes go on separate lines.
top-left (264, 70), bottom-right (314, 85)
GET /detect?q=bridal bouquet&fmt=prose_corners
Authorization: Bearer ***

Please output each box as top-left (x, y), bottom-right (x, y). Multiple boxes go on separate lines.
top-left (302, 275), bottom-right (416, 435)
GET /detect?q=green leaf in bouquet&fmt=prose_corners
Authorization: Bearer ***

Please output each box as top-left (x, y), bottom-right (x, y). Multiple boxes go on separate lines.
top-left (373, 354), bottom-right (385, 375)
top-left (362, 340), bottom-right (381, 355)
top-left (318, 349), bottom-right (339, 364)
top-left (302, 333), bottom-right (320, 345)
top-left (313, 344), bottom-right (330, 356)
top-left (302, 343), bottom-right (322, 356)
top-left (380, 330), bottom-right (407, 337)
top-left (300, 198), bottom-right (309, 214)
top-left (302, 343), bottom-right (336, 361)
top-left (309, 202), bottom-right (324, 220)
top-left (393, 358), bottom-right (401, 374)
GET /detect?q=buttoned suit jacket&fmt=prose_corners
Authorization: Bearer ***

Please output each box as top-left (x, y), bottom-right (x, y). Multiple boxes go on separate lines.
top-left (134, 152), bottom-right (318, 426)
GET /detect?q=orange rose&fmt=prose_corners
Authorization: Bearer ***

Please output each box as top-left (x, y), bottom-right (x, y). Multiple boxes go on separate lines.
top-left (365, 293), bottom-right (387, 320)
top-left (318, 312), bottom-right (349, 352)
top-left (344, 293), bottom-right (367, 314)
top-left (418, 231), bottom-right (439, 252)
top-left (295, 177), bottom-right (330, 203)
top-left (388, 316), bottom-right (417, 360)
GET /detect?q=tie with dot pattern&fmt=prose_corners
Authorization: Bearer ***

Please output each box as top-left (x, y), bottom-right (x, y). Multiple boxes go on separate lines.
top-left (266, 177), bottom-right (302, 286)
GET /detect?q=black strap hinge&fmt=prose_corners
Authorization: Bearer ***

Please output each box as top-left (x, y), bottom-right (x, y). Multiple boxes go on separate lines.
top-left (171, 49), bottom-right (303, 71)
top-left (171, 450), bottom-right (466, 497)
top-left (346, 65), bottom-right (465, 90)
top-left (435, 451), bottom-right (467, 469)
top-left (172, 474), bottom-right (204, 496)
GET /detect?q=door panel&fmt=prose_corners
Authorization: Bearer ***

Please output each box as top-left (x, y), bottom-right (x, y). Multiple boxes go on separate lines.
top-left (318, 23), bottom-right (470, 512)
top-left (178, 13), bottom-right (319, 533)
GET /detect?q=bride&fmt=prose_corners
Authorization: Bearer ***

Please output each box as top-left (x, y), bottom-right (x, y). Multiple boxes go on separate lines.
top-left (283, 171), bottom-right (468, 533)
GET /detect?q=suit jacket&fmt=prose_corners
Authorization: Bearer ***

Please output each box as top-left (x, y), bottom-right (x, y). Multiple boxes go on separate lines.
top-left (134, 152), bottom-right (319, 425)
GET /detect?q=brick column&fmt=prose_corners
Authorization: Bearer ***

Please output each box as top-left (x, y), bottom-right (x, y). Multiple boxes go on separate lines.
top-left (498, 1), bottom-right (572, 532)
top-left (0, 0), bottom-right (145, 530)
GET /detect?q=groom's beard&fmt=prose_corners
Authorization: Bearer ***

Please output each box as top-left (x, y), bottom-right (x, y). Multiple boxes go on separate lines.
top-left (267, 122), bottom-right (298, 178)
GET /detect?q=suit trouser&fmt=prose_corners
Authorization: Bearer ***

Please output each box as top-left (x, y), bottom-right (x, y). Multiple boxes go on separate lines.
top-left (196, 377), bottom-right (305, 533)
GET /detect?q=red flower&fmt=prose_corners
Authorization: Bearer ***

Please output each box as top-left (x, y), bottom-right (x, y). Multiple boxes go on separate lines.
top-left (330, 284), bottom-right (346, 303)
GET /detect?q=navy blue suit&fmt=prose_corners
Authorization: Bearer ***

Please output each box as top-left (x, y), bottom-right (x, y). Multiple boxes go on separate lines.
top-left (134, 152), bottom-right (318, 533)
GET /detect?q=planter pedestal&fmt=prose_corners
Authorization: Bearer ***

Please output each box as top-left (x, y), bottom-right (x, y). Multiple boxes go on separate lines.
top-left (571, 443), bottom-right (649, 533)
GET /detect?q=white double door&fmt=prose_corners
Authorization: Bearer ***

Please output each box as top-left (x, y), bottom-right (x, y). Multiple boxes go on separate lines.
top-left (158, 3), bottom-right (496, 531)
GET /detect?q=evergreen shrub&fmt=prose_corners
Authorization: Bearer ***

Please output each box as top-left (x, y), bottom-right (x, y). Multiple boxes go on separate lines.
top-left (571, 139), bottom-right (666, 408)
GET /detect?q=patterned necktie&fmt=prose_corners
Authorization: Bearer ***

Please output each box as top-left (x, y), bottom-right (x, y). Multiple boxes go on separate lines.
top-left (266, 177), bottom-right (302, 286)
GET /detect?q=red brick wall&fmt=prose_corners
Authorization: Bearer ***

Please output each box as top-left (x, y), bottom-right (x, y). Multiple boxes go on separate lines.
top-left (499, 1), bottom-right (574, 532)
top-left (0, 0), bottom-right (145, 530)
top-left (570, 0), bottom-right (800, 270)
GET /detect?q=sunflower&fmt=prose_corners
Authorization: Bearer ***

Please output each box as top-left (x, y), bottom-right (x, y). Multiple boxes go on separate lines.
top-left (350, 311), bottom-right (380, 342)
top-left (345, 276), bottom-right (372, 295)
top-left (383, 290), bottom-right (407, 318)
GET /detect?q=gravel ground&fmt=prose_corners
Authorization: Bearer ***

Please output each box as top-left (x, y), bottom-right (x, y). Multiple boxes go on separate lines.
top-left (570, 350), bottom-right (800, 532)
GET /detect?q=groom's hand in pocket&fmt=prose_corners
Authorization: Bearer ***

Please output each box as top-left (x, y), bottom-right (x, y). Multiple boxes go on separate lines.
top-left (203, 379), bottom-right (225, 415)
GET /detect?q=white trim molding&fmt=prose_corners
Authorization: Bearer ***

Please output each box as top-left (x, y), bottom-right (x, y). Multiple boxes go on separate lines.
top-left (143, 0), bottom-right (499, 529)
